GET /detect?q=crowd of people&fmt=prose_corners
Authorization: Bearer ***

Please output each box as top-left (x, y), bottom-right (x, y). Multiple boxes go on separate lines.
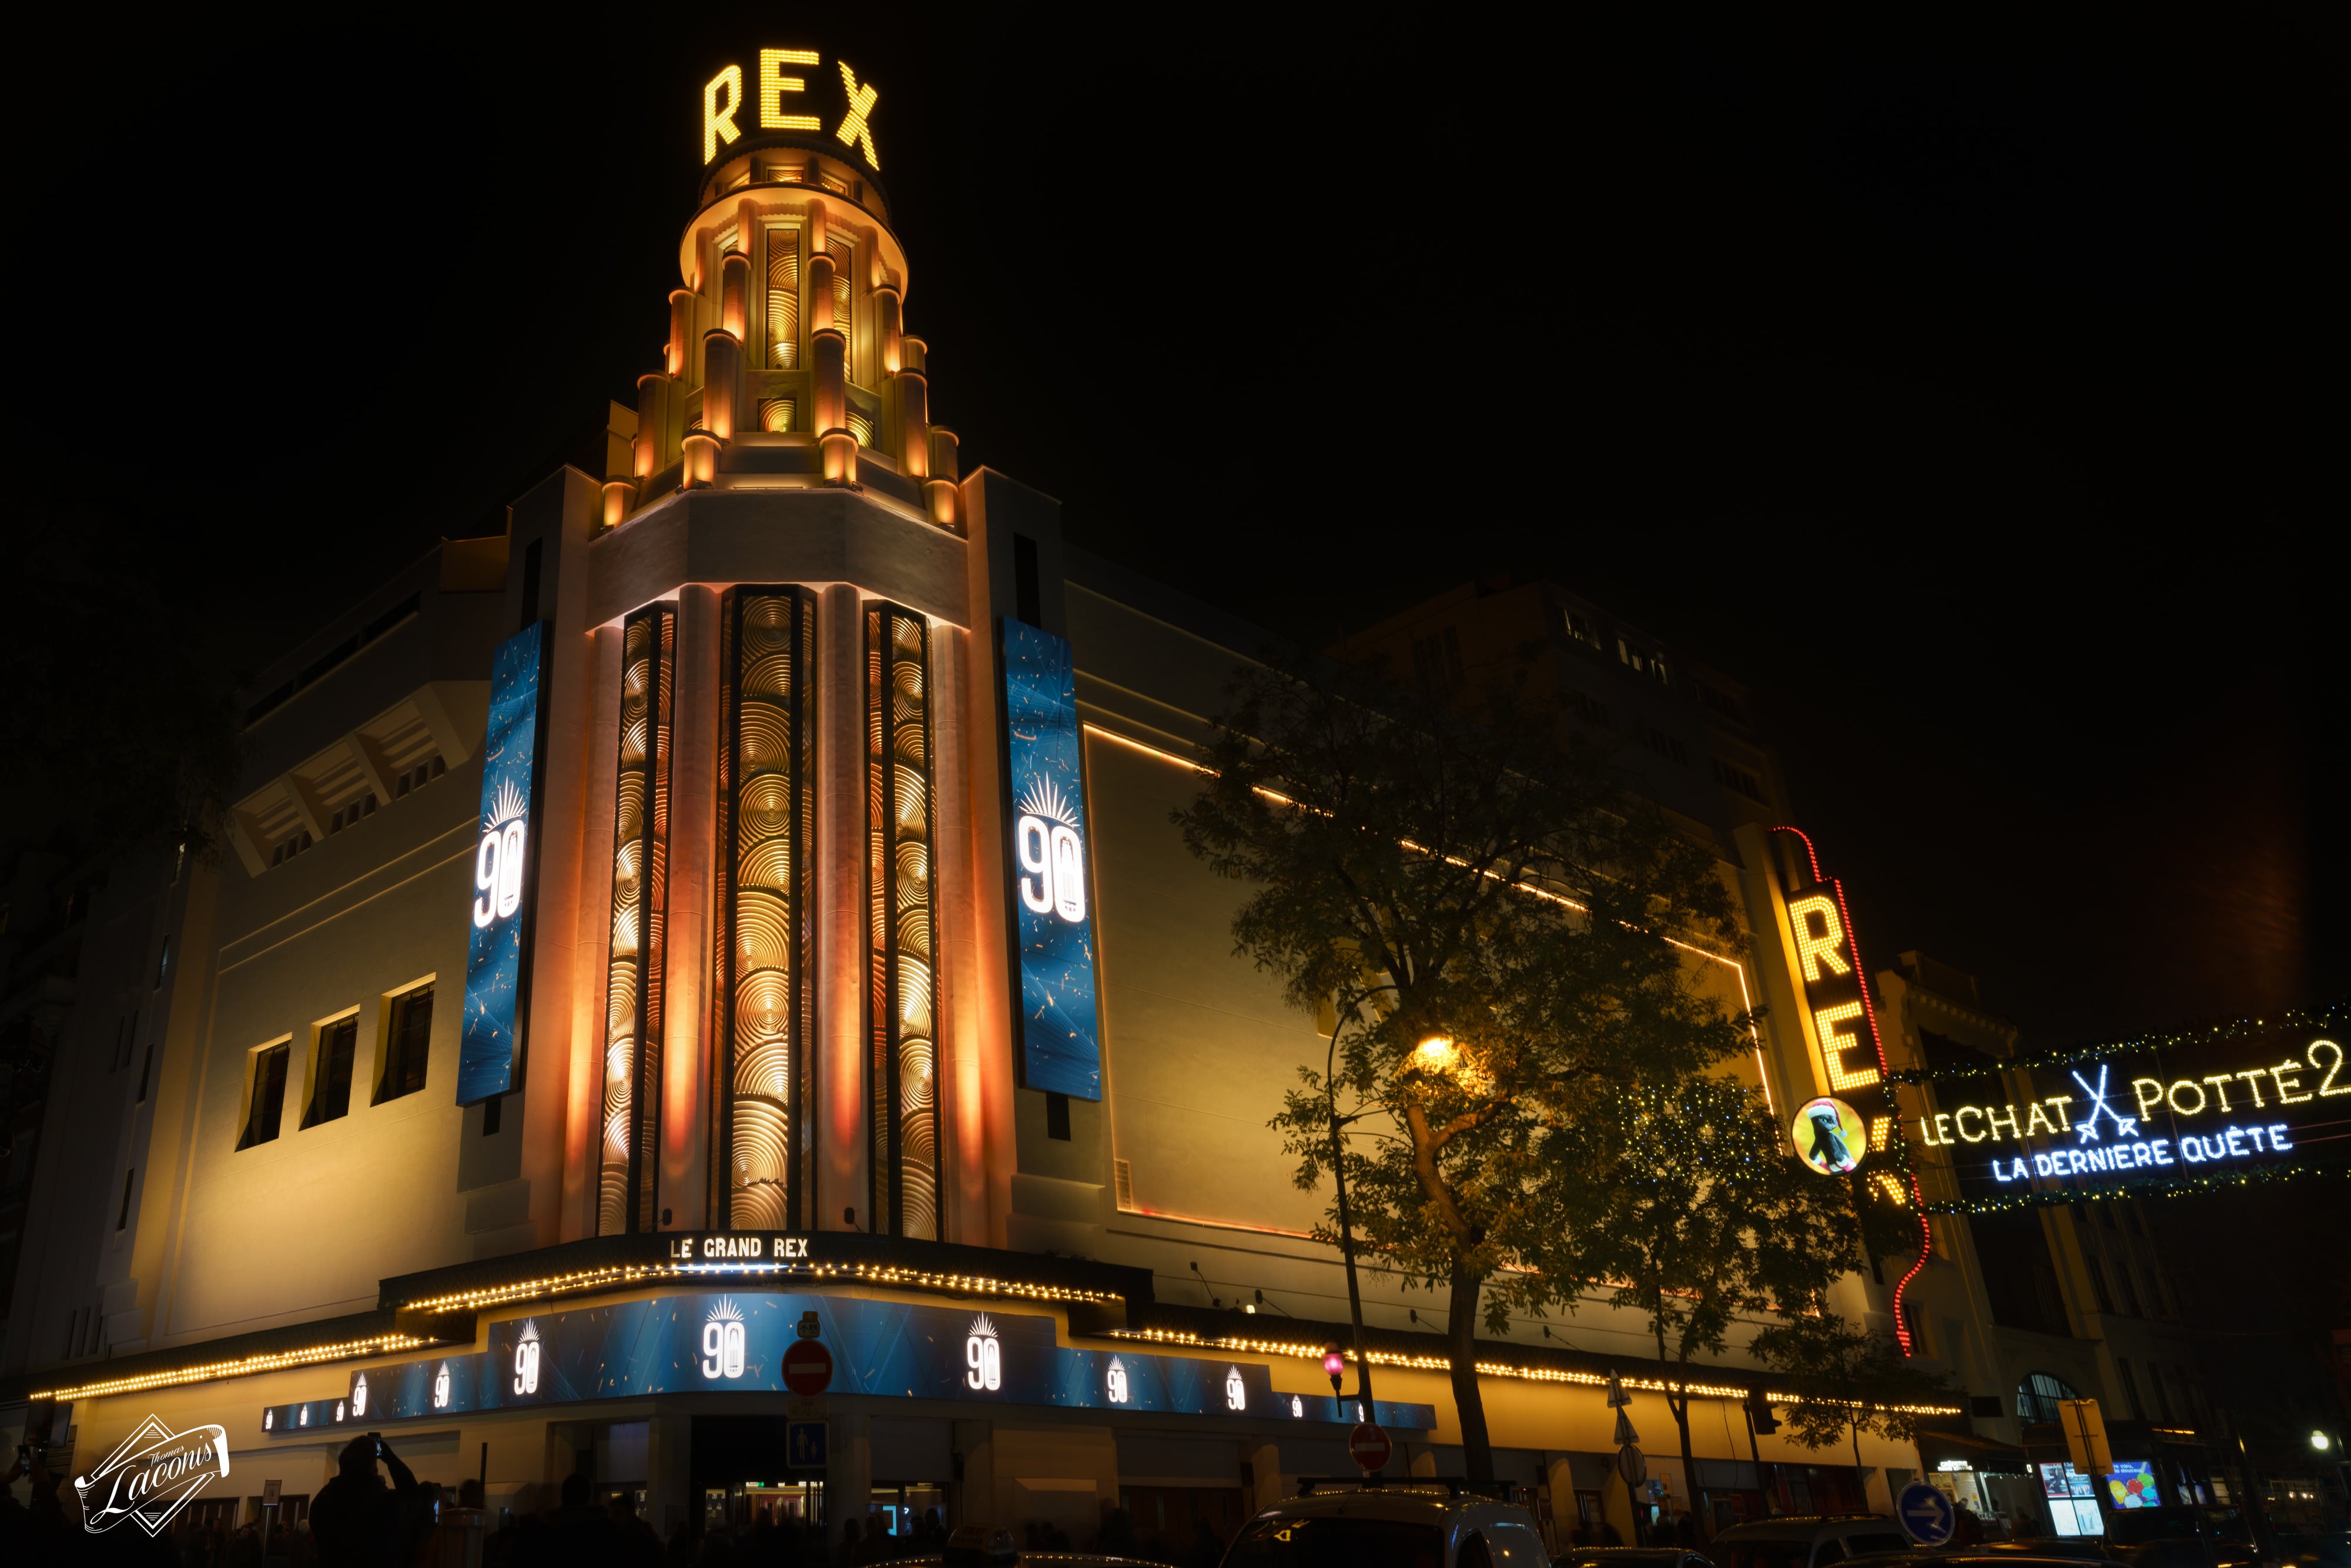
top-left (2, 1436), bottom-right (1257, 1567)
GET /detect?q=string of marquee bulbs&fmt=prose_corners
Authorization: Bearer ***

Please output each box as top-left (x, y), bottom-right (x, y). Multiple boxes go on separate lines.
top-left (1881, 1005), bottom-right (2345, 1087)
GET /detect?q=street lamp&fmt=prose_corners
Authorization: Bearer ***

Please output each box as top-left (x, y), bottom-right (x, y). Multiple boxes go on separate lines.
top-left (1326, 1004), bottom-right (1378, 1413)
top-left (2312, 1431), bottom-right (2332, 1452)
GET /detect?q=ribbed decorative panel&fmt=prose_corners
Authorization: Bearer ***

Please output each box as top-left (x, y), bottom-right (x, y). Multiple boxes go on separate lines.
top-left (758, 398), bottom-right (796, 434)
top-left (600, 605), bottom-right (672, 1235)
top-left (866, 605), bottom-right (940, 1240)
top-left (716, 589), bottom-right (815, 1231)
top-left (845, 408), bottom-right (875, 448)
top-left (767, 233), bottom-right (799, 369)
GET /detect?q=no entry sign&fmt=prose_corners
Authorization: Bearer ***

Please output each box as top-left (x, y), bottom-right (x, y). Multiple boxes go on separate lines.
top-left (1349, 1422), bottom-right (1392, 1473)
top-left (782, 1338), bottom-right (835, 1398)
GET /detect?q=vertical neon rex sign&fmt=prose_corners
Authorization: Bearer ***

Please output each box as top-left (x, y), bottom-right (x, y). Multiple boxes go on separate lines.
top-left (998, 619), bottom-right (1103, 1100)
top-left (1773, 824), bottom-right (1930, 1357)
top-left (459, 621), bottom-right (550, 1104)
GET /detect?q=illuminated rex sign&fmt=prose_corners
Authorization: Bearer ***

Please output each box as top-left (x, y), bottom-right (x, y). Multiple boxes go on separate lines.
top-left (701, 49), bottom-right (882, 169)
top-left (1919, 1030), bottom-right (2348, 1204)
top-left (457, 621), bottom-right (549, 1105)
top-left (999, 619), bottom-right (1103, 1101)
top-left (257, 1293), bottom-right (1437, 1434)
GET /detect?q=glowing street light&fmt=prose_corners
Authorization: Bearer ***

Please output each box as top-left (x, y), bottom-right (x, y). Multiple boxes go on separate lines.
top-left (2312, 1430), bottom-right (2332, 1452)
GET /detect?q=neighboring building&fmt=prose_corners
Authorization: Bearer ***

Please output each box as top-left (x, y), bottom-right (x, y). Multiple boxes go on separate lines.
top-left (0, 45), bottom-right (2255, 1557)
top-left (1332, 577), bottom-right (1785, 836)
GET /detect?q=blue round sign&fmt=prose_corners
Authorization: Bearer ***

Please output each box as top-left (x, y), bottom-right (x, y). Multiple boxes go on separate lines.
top-left (1897, 1481), bottom-right (1956, 1546)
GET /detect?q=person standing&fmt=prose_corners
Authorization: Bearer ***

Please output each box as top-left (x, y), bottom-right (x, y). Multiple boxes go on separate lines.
top-left (310, 1435), bottom-right (427, 1568)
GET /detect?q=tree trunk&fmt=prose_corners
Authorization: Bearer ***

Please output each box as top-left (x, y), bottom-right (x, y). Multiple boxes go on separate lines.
top-left (1448, 1261), bottom-right (1494, 1484)
top-left (1851, 1416), bottom-right (1867, 1508)
top-left (1658, 1325), bottom-right (1700, 1542)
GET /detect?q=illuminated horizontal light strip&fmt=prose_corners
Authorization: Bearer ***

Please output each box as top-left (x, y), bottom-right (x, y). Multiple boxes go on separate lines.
top-left (1083, 721), bottom-right (1774, 1120)
top-left (1101, 1328), bottom-right (1961, 1412)
top-left (30, 1334), bottom-right (437, 1403)
top-left (398, 1261), bottom-right (1122, 1316)
top-left (1120, 1205), bottom-right (1321, 1241)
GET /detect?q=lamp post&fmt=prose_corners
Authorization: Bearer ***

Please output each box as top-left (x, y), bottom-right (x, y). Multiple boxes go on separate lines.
top-left (1327, 1010), bottom-right (1376, 1411)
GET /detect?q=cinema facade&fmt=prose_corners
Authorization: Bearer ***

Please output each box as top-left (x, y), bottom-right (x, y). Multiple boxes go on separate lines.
top-left (0, 46), bottom-right (2261, 1556)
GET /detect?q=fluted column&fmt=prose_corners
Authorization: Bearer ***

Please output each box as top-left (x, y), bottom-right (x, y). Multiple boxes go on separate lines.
top-left (667, 290), bottom-right (698, 380)
top-left (874, 286), bottom-right (903, 375)
top-left (720, 250), bottom-right (751, 341)
top-left (702, 329), bottom-right (744, 441)
top-left (634, 373), bottom-right (675, 479)
top-left (925, 428), bottom-right (960, 531)
top-left (661, 585), bottom-right (722, 1229)
top-left (816, 584), bottom-right (868, 1229)
top-left (813, 329), bottom-right (855, 485)
top-left (601, 480), bottom-right (636, 529)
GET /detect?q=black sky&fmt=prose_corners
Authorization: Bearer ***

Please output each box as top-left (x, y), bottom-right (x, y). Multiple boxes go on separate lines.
top-left (11, 10), bottom-right (2338, 1044)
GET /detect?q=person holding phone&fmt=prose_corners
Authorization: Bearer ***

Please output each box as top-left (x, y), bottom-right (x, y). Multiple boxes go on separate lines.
top-left (310, 1431), bottom-right (426, 1567)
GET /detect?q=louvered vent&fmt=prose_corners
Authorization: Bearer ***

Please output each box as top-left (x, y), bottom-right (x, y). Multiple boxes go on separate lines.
top-left (1114, 1159), bottom-right (1136, 1211)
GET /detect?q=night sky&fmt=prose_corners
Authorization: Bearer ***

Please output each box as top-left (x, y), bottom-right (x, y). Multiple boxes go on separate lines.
top-left (15, 12), bottom-right (2336, 1047)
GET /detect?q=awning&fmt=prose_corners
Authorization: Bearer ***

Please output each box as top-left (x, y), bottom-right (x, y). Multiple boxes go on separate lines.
top-left (1918, 1430), bottom-right (2032, 1476)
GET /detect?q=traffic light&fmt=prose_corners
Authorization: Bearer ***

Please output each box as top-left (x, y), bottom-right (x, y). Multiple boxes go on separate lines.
top-left (1749, 1388), bottom-right (1780, 1436)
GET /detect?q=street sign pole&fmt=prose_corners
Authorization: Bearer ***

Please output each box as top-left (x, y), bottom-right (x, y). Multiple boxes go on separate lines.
top-left (2058, 1399), bottom-right (2115, 1537)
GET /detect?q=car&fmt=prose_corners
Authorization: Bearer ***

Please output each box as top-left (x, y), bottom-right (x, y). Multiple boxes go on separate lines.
top-left (1842, 1554), bottom-right (2126, 1568)
top-left (1972, 1541), bottom-right (2119, 1561)
top-left (1220, 1477), bottom-right (1552, 1567)
top-left (2269, 1533), bottom-right (2351, 1568)
top-left (2102, 1506), bottom-right (2261, 1568)
top-left (1554, 1547), bottom-right (1714, 1568)
top-left (1710, 1515), bottom-right (1917, 1568)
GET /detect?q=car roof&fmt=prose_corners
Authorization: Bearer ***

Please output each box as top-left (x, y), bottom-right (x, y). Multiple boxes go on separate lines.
top-left (1714, 1516), bottom-right (1895, 1540)
top-left (1252, 1485), bottom-right (1537, 1527)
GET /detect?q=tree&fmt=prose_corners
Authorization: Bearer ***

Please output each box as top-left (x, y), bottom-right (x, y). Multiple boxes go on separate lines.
top-left (1751, 1311), bottom-right (1954, 1505)
top-left (1173, 655), bottom-right (1749, 1483)
top-left (1561, 1076), bottom-right (1861, 1537)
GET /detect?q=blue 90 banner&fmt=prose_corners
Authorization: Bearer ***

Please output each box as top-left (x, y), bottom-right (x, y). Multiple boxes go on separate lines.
top-left (999, 619), bottom-right (1102, 1100)
top-left (458, 621), bottom-right (549, 1105)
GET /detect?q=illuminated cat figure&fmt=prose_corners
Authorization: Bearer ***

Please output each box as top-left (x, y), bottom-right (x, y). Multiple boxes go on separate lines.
top-left (1791, 1096), bottom-right (1864, 1175)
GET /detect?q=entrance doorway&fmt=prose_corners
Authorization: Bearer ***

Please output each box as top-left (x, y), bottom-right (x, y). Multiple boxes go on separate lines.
top-left (1120, 1485), bottom-right (1244, 1559)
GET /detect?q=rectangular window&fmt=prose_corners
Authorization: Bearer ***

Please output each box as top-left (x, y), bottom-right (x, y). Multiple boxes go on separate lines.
top-left (303, 1016), bottom-right (359, 1127)
top-left (136, 1035), bottom-right (155, 1103)
top-left (2118, 1264), bottom-right (2142, 1316)
top-left (1412, 626), bottom-right (1463, 688)
top-left (2149, 1363), bottom-right (2173, 1422)
top-left (374, 984), bottom-right (434, 1104)
top-left (600, 605), bottom-right (675, 1234)
top-left (2117, 1358), bottom-right (2145, 1419)
top-left (116, 1167), bottom-right (135, 1229)
top-left (2088, 1255), bottom-right (2115, 1314)
top-left (766, 226), bottom-right (801, 368)
top-left (1698, 682), bottom-right (1745, 723)
top-left (868, 603), bottom-right (942, 1241)
top-left (1643, 726), bottom-right (1689, 766)
top-left (1561, 609), bottom-right (1600, 650)
top-left (718, 590), bottom-right (812, 1230)
top-left (1714, 758), bottom-right (1768, 801)
top-left (237, 1042), bottom-right (290, 1149)
top-left (1570, 691), bottom-right (1610, 730)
